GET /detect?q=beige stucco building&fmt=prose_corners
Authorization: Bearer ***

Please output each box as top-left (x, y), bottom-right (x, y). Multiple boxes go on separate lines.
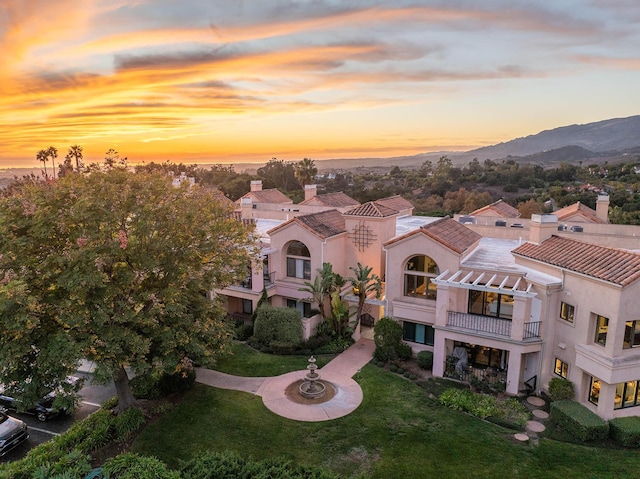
top-left (217, 187), bottom-right (640, 420)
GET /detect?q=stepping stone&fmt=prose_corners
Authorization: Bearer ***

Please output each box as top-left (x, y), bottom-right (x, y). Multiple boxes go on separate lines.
top-left (526, 420), bottom-right (546, 433)
top-left (526, 396), bottom-right (545, 407)
top-left (532, 409), bottom-right (549, 420)
top-left (514, 433), bottom-right (529, 442)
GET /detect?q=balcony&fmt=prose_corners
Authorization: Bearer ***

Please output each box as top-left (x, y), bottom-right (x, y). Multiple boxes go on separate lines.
top-left (443, 358), bottom-right (507, 391)
top-left (446, 311), bottom-right (541, 342)
top-left (263, 271), bottom-right (276, 287)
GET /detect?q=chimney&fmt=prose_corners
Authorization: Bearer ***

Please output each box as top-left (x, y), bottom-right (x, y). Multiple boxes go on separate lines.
top-left (304, 184), bottom-right (317, 201)
top-left (529, 214), bottom-right (558, 244)
top-left (596, 194), bottom-right (609, 223)
top-left (250, 180), bottom-right (262, 192)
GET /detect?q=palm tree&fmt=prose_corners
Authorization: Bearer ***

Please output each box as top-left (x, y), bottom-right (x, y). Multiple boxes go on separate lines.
top-left (46, 146), bottom-right (58, 179)
top-left (299, 262), bottom-right (343, 321)
top-left (67, 145), bottom-right (84, 171)
top-left (348, 263), bottom-right (382, 330)
top-left (294, 158), bottom-right (317, 187)
top-left (36, 149), bottom-right (48, 178)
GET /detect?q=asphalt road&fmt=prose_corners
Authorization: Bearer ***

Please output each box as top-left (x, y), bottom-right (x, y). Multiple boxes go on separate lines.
top-left (0, 372), bottom-right (116, 463)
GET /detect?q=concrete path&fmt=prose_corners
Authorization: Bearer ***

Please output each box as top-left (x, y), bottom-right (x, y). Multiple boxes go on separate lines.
top-left (195, 339), bottom-right (375, 422)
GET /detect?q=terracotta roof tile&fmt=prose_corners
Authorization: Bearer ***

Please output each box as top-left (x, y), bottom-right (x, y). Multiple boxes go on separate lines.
top-left (344, 201), bottom-right (398, 217)
top-left (471, 199), bottom-right (520, 218)
top-left (375, 195), bottom-right (414, 213)
top-left (239, 189), bottom-right (292, 204)
top-left (421, 217), bottom-right (482, 254)
top-left (268, 209), bottom-right (346, 240)
top-left (299, 192), bottom-right (360, 207)
top-left (513, 235), bottom-right (640, 286)
top-left (554, 202), bottom-right (603, 223)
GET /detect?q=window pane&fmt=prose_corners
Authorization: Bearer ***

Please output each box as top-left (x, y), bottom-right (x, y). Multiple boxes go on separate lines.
top-left (468, 290), bottom-right (485, 315)
top-left (589, 378), bottom-right (600, 405)
top-left (615, 383), bottom-right (625, 409)
top-left (286, 258), bottom-right (296, 277)
top-left (498, 294), bottom-right (514, 320)
top-left (594, 315), bottom-right (608, 346)
top-left (561, 302), bottom-right (574, 322)
top-left (624, 381), bottom-right (638, 408)
top-left (624, 321), bottom-right (634, 349)
top-left (404, 274), bottom-right (415, 296)
top-left (425, 325), bottom-right (435, 346)
top-left (303, 260), bottom-right (311, 280)
top-left (415, 324), bottom-right (426, 344)
top-left (287, 241), bottom-right (310, 257)
top-left (403, 322), bottom-right (416, 342)
top-left (634, 322), bottom-right (640, 348)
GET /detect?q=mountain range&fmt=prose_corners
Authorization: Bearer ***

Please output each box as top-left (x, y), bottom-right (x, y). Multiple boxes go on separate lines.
top-left (315, 115), bottom-right (640, 170)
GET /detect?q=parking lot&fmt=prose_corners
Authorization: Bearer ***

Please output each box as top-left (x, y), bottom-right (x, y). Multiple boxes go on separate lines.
top-left (0, 372), bottom-right (115, 463)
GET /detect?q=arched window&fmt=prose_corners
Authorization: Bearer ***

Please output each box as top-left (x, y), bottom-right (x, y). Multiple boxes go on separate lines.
top-left (404, 255), bottom-right (439, 300)
top-left (286, 241), bottom-right (311, 280)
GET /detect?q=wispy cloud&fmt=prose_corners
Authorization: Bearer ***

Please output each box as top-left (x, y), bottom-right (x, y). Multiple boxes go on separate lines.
top-left (0, 1), bottom-right (638, 167)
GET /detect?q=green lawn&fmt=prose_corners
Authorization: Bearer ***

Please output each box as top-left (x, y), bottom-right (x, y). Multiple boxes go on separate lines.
top-left (209, 341), bottom-right (335, 376)
top-left (132, 362), bottom-right (640, 479)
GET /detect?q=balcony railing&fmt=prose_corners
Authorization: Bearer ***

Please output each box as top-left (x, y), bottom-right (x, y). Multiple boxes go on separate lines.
top-left (443, 358), bottom-right (507, 390)
top-left (263, 271), bottom-right (276, 286)
top-left (523, 321), bottom-right (541, 339)
top-left (446, 311), bottom-right (511, 338)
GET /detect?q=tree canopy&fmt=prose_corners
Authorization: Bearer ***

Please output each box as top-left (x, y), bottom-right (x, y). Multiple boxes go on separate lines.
top-left (0, 169), bottom-right (256, 412)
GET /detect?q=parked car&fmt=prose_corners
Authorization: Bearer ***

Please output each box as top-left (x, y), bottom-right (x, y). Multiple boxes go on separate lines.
top-left (0, 376), bottom-right (82, 422)
top-left (0, 410), bottom-right (29, 456)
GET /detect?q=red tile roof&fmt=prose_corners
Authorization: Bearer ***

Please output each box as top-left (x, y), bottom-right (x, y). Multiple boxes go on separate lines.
top-left (421, 217), bottom-right (482, 254)
top-left (299, 192), bottom-right (360, 207)
top-left (554, 202), bottom-right (603, 223)
top-left (239, 189), bottom-right (292, 204)
top-left (471, 199), bottom-right (520, 218)
top-left (268, 209), bottom-right (346, 240)
top-left (375, 195), bottom-right (414, 213)
top-left (384, 217), bottom-right (481, 254)
top-left (344, 201), bottom-right (398, 217)
top-left (513, 235), bottom-right (640, 286)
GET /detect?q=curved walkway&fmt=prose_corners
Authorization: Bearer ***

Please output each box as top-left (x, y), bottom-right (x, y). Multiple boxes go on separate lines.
top-left (195, 339), bottom-right (375, 422)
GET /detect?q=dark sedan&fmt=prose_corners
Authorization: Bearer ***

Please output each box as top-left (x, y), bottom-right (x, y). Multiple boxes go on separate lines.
top-left (0, 377), bottom-right (81, 422)
top-left (0, 411), bottom-right (29, 456)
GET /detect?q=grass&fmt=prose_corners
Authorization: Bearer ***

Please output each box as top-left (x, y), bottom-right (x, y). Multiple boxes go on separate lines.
top-left (209, 340), bottom-right (335, 376)
top-left (131, 359), bottom-right (640, 479)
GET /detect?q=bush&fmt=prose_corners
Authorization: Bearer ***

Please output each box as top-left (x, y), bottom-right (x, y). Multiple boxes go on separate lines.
top-left (253, 305), bottom-right (303, 349)
top-left (549, 400), bottom-right (609, 442)
top-left (373, 317), bottom-right (403, 362)
top-left (396, 342), bottom-right (413, 360)
top-left (130, 373), bottom-right (162, 400)
top-left (548, 377), bottom-right (575, 401)
top-left (610, 416), bottom-right (640, 447)
top-left (180, 450), bottom-right (341, 479)
top-left (131, 358), bottom-right (196, 399)
top-left (389, 364), bottom-right (398, 373)
top-left (417, 350), bottom-right (434, 370)
top-left (114, 406), bottom-right (146, 443)
top-left (439, 388), bottom-right (498, 419)
top-left (102, 453), bottom-right (180, 479)
top-left (235, 323), bottom-right (253, 341)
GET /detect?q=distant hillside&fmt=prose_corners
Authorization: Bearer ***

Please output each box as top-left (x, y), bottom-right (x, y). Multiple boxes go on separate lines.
top-left (457, 115), bottom-right (640, 162)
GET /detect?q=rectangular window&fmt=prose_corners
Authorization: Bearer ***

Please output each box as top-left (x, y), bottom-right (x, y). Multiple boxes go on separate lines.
top-left (554, 358), bottom-right (568, 378)
top-left (402, 321), bottom-right (434, 346)
top-left (286, 258), bottom-right (311, 280)
top-left (589, 377), bottom-right (600, 405)
top-left (403, 275), bottom-right (437, 300)
top-left (242, 299), bottom-right (253, 315)
top-left (467, 290), bottom-right (514, 320)
top-left (560, 302), bottom-right (575, 323)
top-left (615, 381), bottom-right (640, 410)
top-left (286, 299), bottom-right (312, 318)
top-left (594, 315), bottom-right (609, 346)
top-left (624, 321), bottom-right (640, 349)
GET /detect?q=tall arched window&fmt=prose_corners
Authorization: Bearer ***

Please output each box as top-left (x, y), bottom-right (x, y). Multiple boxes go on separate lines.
top-left (286, 241), bottom-right (311, 280)
top-left (404, 255), bottom-right (439, 300)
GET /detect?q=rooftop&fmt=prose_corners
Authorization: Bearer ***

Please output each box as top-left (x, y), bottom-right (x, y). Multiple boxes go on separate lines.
top-left (513, 235), bottom-right (640, 286)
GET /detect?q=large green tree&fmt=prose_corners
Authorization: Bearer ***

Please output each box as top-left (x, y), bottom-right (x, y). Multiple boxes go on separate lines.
top-left (0, 169), bottom-right (256, 412)
top-left (294, 158), bottom-right (317, 187)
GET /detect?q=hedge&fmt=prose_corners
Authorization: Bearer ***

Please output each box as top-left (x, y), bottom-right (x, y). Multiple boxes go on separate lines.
top-left (609, 416), bottom-right (640, 447)
top-left (253, 305), bottom-right (303, 348)
top-left (549, 400), bottom-right (609, 442)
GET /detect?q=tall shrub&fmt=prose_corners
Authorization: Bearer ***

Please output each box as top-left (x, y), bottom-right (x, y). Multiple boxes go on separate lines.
top-left (373, 317), bottom-right (403, 362)
top-left (253, 305), bottom-right (303, 349)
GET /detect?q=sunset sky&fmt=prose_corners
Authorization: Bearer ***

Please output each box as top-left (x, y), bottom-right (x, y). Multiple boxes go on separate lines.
top-left (1, 1), bottom-right (639, 169)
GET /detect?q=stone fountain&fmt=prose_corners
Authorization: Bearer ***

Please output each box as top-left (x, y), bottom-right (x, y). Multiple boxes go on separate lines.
top-left (299, 355), bottom-right (327, 399)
